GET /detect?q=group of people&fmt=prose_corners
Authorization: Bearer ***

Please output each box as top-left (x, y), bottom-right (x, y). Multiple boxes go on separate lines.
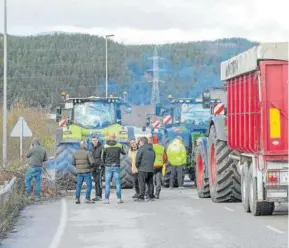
top-left (24, 133), bottom-right (188, 204)
top-left (129, 134), bottom-right (187, 201)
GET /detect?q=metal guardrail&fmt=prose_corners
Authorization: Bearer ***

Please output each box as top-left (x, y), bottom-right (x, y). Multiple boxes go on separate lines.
top-left (0, 176), bottom-right (17, 202)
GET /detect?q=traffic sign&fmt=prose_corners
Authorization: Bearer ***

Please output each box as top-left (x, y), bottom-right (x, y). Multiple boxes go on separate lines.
top-left (10, 117), bottom-right (33, 160)
top-left (10, 117), bottom-right (32, 137)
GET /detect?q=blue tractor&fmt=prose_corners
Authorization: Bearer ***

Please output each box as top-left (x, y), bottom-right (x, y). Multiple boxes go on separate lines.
top-left (147, 89), bottom-right (223, 187)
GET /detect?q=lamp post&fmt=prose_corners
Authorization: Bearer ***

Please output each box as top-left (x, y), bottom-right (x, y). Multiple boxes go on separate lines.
top-left (105, 34), bottom-right (114, 98)
top-left (2, 0), bottom-right (8, 168)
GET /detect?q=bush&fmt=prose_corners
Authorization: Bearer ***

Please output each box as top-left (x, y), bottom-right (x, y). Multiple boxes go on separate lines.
top-left (0, 102), bottom-right (56, 239)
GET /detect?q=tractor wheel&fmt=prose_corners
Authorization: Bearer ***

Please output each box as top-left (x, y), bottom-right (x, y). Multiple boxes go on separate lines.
top-left (50, 142), bottom-right (80, 191)
top-left (119, 144), bottom-right (134, 189)
top-left (195, 144), bottom-right (210, 198)
top-left (208, 125), bottom-right (241, 202)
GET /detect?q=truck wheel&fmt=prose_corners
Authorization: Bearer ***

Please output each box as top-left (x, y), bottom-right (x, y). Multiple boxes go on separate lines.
top-left (119, 144), bottom-right (134, 189)
top-left (50, 143), bottom-right (79, 191)
top-left (241, 162), bottom-right (250, 212)
top-left (248, 166), bottom-right (275, 216)
top-left (208, 125), bottom-right (241, 202)
top-left (195, 145), bottom-right (210, 198)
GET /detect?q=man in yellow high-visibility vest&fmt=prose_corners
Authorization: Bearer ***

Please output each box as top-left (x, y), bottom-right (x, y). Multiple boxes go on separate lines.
top-left (152, 134), bottom-right (167, 199)
top-left (166, 136), bottom-right (187, 188)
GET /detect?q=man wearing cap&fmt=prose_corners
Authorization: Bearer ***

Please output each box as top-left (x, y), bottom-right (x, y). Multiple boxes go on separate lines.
top-left (91, 136), bottom-right (103, 201)
top-left (25, 137), bottom-right (48, 200)
top-left (102, 133), bottom-right (126, 204)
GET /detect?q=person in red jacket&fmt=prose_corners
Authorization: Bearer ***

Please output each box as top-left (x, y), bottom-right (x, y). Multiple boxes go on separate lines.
top-left (151, 134), bottom-right (167, 199)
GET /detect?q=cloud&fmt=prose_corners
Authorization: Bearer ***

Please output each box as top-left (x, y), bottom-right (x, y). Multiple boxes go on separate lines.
top-left (0, 0), bottom-right (288, 44)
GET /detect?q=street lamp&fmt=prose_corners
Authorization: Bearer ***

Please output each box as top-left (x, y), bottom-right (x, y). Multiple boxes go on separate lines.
top-left (2, 0), bottom-right (8, 167)
top-left (105, 34), bottom-right (115, 98)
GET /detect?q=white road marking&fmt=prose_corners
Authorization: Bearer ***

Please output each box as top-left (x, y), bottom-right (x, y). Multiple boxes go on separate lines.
top-left (48, 198), bottom-right (68, 248)
top-left (266, 225), bottom-right (284, 234)
top-left (224, 207), bottom-right (235, 212)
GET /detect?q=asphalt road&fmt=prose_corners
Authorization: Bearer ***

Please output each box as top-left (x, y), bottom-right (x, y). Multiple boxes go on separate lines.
top-left (1, 183), bottom-right (288, 248)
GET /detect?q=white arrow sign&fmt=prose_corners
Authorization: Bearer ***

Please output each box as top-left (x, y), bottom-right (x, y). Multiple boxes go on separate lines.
top-left (10, 117), bottom-right (33, 160)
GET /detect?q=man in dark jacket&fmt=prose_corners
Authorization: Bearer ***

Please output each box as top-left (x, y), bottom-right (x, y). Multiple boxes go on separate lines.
top-left (135, 136), bottom-right (156, 202)
top-left (102, 133), bottom-right (126, 204)
top-left (72, 141), bottom-right (95, 204)
top-left (25, 137), bottom-right (48, 200)
top-left (91, 136), bottom-right (103, 201)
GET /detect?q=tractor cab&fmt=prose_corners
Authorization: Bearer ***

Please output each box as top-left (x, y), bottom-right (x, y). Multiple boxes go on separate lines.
top-left (55, 93), bottom-right (133, 146)
top-left (56, 95), bottom-right (132, 128)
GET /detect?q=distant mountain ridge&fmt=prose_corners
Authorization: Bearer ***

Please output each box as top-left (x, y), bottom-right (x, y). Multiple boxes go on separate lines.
top-left (0, 34), bottom-right (257, 108)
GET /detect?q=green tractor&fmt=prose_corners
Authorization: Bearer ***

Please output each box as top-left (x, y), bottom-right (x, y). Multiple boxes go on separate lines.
top-left (47, 93), bottom-right (135, 190)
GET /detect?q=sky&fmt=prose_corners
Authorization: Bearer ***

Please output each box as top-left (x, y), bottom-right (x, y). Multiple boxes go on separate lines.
top-left (0, 0), bottom-right (288, 44)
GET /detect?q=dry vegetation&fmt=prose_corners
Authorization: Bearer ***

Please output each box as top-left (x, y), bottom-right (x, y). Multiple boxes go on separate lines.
top-left (0, 102), bottom-right (57, 239)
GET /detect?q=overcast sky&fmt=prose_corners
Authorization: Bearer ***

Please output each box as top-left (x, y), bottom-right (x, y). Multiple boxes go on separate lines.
top-left (0, 0), bottom-right (288, 44)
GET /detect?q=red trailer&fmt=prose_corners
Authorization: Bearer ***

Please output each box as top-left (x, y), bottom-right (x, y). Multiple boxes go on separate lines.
top-left (195, 42), bottom-right (288, 216)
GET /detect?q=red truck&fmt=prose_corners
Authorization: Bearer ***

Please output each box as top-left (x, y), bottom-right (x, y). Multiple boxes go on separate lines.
top-left (195, 42), bottom-right (288, 216)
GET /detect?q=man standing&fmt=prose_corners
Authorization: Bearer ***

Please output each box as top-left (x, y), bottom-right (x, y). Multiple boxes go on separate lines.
top-left (135, 137), bottom-right (155, 202)
top-left (128, 139), bottom-right (139, 198)
top-left (72, 141), bottom-right (95, 204)
top-left (167, 136), bottom-right (187, 188)
top-left (25, 137), bottom-right (48, 200)
top-left (91, 136), bottom-right (103, 201)
top-left (151, 134), bottom-right (167, 199)
top-left (102, 133), bottom-right (126, 204)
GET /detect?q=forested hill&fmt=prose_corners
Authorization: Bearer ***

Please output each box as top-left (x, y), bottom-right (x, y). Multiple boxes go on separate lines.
top-left (0, 33), bottom-right (257, 108)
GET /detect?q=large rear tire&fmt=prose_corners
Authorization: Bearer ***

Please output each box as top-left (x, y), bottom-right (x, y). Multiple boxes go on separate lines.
top-left (49, 142), bottom-right (79, 190)
top-left (208, 125), bottom-right (241, 202)
top-left (195, 144), bottom-right (210, 198)
top-left (119, 144), bottom-right (134, 188)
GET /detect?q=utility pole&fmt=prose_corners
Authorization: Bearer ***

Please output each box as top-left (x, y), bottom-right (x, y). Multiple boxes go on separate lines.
top-left (2, 0), bottom-right (8, 168)
top-left (147, 46), bottom-right (164, 105)
top-left (105, 34), bottom-right (114, 98)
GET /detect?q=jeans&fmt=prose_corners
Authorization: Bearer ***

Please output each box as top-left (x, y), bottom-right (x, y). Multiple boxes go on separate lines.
top-left (25, 167), bottom-right (42, 197)
top-left (105, 166), bottom-right (121, 200)
top-left (76, 172), bottom-right (92, 200)
top-left (92, 168), bottom-right (103, 198)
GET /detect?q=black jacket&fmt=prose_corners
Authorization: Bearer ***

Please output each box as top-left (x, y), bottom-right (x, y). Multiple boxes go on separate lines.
top-left (101, 140), bottom-right (126, 166)
top-left (136, 143), bottom-right (155, 173)
top-left (91, 143), bottom-right (103, 170)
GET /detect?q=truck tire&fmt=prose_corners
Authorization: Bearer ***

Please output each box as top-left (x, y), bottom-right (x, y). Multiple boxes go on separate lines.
top-left (241, 162), bottom-right (250, 212)
top-left (208, 125), bottom-right (241, 202)
top-left (248, 166), bottom-right (275, 216)
top-left (119, 144), bottom-right (134, 189)
top-left (51, 142), bottom-right (79, 190)
top-left (195, 145), bottom-right (210, 198)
